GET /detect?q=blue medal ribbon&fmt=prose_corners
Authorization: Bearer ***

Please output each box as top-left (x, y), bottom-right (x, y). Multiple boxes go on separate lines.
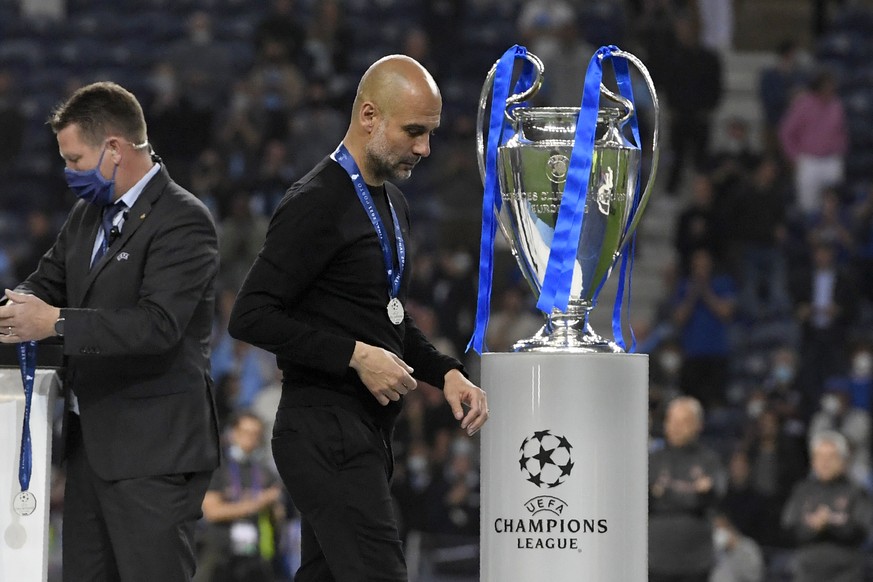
top-left (467, 45), bottom-right (536, 354)
top-left (331, 144), bottom-right (406, 304)
top-left (17, 340), bottom-right (37, 492)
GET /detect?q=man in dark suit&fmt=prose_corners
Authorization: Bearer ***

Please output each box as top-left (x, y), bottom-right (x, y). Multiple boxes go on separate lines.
top-left (0, 81), bottom-right (220, 582)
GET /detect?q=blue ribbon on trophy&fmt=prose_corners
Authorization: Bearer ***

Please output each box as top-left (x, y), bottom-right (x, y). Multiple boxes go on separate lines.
top-left (14, 340), bottom-right (38, 517)
top-left (537, 46), bottom-right (642, 351)
top-left (467, 45), bottom-right (538, 354)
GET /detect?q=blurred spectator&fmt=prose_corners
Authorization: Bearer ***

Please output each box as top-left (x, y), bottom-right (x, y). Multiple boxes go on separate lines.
top-left (649, 396), bottom-right (727, 582)
top-left (254, 0), bottom-right (308, 69)
top-left (304, 0), bottom-right (352, 94)
top-left (742, 408), bottom-right (808, 546)
top-left (145, 61), bottom-right (213, 184)
top-left (401, 28), bottom-right (441, 83)
top-left (650, 339), bottom-right (684, 395)
top-left (778, 71), bottom-right (848, 214)
top-left (670, 248), bottom-right (737, 409)
top-left (809, 380), bottom-right (871, 488)
top-left (781, 431), bottom-right (873, 582)
top-left (846, 342), bottom-right (873, 411)
top-left (674, 174), bottom-right (726, 275)
top-left (484, 285), bottom-right (543, 352)
top-left (165, 11), bottom-right (236, 111)
top-left (696, 0), bottom-right (734, 53)
top-left (433, 247), bottom-right (478, 356)
top-left (729, 157), bottom-right (792, 321)
top-left (13, 209), bottom-right (57, 283)
top-left (709, 513), bottom-right (765, 582)
top-left (286, 79), bottom-right (347, 181)
top-left (249, 139), bottom-right (298, 216)
top-left (852, 185), bottom-right (873, 312)
top-left (634, 0), bottom-right (682, 88)
top-left (218, 191), bottom-right (269, 293)
top-left (517, 0), bottom-right (576, 69)
top-left (197, 412), bottom-right (285, 582)
top-left (792, 241), bottom-right (859, 404)
top-left (422, 436), bottom-right (480, 536)
top-left (406, 301), bottom-right (459, 360)
top-left (720, 450), bottom-right (768, 542)
top-left (707, 117), bottom-right (761, 203)
top-left (662, 15), bottom-right (722, 195)
top-left (247, 40), bottom-right (306, 143)
top-left (189, 147), bottom-right (232, 218)
top-left (759, 40), bottom-right (808, 156)
top-left (762, 346), bottom-right (808, 431)
top-left (806, 187), bottom-right (855, 264)
top-left (0, 68), bottom-right (25, 172)
top-left (216, 80), bottom-right (266, 184)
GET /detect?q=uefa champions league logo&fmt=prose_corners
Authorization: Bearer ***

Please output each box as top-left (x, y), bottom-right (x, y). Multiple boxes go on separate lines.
top-left (518, 429), bottom-right (574, 488)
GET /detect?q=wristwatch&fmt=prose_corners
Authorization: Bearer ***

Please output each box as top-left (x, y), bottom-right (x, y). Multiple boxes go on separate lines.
top-left (54, 317), bottom-right (65, 337)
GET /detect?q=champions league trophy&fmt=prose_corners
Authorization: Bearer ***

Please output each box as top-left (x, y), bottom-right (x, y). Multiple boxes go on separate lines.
top-left (474, 47), bottom-right (659, 352)
top-left (473, 45), bottom-right (659, 582)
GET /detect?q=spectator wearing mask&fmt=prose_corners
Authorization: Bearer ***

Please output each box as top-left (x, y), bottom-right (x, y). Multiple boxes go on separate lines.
top-left (709, 513), bottom-right (765, 582)
top-left (809, 380), bottom-right (871, 489)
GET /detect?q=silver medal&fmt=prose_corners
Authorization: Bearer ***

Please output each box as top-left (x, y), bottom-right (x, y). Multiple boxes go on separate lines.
top-left (13, 491), bottom-right (37, 517)
top-left (387, 297), bottom-right (404, 325)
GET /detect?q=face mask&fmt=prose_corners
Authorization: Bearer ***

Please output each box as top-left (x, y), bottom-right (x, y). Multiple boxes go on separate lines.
top-left (64, 148), bottom-right (117, 207)
top-left (852, 353), bottom-right (873, 379)
top-left (821, 394), bottom-right (841, 415)
top-left (773, 364), bottom-right (795, 384)
top-left (227, 444), bottom-right (250, 463)
top-left (713, 527), bottom-right (731, 551)
top-left (659, 351), bottom-right (682, 375)
top-left (408, 455), bottom-right (428, 473)
top-left (746, 399), bottom-right (765, 419)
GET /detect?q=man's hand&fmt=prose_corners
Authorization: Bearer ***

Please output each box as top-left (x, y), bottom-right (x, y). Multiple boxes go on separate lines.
top-left (804, 505), bottom-right (831, 532)
top-left (0, 289), bottom-right (60, 343)
top-left (443, 369), bottom-right (488, 436)
top-left (349, 341), bottom-right (417, 406)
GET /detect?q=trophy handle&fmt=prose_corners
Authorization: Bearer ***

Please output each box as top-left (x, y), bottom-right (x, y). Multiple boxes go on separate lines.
top-left (603, 49), bottom-right (660, 252)
top-left (476, 52), bottom-right (545, 185)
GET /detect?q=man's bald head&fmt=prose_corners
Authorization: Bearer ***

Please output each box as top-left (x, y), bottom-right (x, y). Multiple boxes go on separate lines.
top-left (353, 55), bottom-right (440, 117)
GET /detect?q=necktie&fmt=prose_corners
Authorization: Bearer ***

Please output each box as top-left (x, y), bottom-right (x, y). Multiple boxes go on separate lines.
top-left (92, 202), bottom-right (126, 267)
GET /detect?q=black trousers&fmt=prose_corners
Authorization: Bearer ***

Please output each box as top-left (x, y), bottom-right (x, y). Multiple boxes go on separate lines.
top-left (272, 405), bottom-right (406, 582)
top-left (62, 415), bottom-right (212, 582)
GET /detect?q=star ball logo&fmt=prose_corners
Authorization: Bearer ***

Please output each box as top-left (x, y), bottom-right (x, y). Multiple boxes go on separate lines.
top-left (492, 429), bottom-right (606, 550)
top-left (519, 429), bottom-right (574, 488)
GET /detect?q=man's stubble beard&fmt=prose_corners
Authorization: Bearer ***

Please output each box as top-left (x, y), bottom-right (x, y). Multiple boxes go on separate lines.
top-left (365, 122), bottom-right (414, 183)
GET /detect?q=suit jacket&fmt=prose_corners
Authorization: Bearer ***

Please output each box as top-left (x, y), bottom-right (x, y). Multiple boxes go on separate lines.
top-left (20, 167), bottom-right (220, 481)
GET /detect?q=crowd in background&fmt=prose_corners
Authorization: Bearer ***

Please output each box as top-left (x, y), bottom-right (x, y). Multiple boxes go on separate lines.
top-left (2, 0), bottom-right (873, 580)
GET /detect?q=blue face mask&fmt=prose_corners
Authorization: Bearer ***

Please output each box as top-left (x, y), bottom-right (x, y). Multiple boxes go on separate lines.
top-left (64, 148), bottom-right (118, 207)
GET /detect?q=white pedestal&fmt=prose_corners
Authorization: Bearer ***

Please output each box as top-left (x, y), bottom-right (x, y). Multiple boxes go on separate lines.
top-left (480, 353), bottom-right (648, 582)
top-left (1, 369), bottom-right (60, 582)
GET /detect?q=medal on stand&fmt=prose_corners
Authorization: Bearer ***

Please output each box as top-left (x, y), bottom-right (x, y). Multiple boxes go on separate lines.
top-left (12, 491), bottom-right (36, 517)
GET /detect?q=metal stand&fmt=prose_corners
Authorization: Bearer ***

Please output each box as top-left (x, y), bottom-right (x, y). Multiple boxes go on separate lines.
top-left (480, 352), bottom-right (648, 581)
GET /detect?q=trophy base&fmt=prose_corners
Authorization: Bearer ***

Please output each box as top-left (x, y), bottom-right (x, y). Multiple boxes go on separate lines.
top-left (512, 318), bottom-right (624, 353)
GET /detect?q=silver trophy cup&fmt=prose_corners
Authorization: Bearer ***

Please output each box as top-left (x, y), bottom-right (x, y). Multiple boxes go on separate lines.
top-left (477, 49), bottom-right (660, 352)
